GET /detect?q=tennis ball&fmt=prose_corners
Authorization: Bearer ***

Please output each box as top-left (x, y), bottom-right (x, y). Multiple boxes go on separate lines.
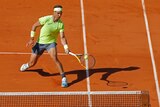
top-left (84, 54), bottom-right (88, 60)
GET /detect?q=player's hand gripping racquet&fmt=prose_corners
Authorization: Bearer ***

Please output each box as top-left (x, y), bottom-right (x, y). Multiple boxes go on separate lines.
top-left (69, 52), bottom-right (95, 69)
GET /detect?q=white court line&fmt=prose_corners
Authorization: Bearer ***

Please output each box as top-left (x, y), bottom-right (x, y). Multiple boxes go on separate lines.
top-left (141, 0), bottom-right (160, 106)
top-left (0, 52), bottom-right (67, 55)
top-left (0, 52), bottom-right (82, 56)
top-left (80, 0), bottom-right (92, 107)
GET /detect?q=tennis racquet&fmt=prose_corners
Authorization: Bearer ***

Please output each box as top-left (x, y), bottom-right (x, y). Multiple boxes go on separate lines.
top-left (69, 52), bottom-right (96, 69)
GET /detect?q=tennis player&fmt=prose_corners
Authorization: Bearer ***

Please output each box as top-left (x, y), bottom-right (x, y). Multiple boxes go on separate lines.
top-left (20, 5), bottom-right (69, 88)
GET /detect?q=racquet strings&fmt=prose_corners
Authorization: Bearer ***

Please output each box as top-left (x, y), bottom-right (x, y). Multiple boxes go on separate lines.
top-left (80, 55), bottom-right (95, 69)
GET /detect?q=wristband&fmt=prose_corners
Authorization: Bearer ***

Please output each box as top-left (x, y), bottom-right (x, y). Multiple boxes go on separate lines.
top-left (30, 31), bottom-right (35, 37)
top-left (64, 44), bottom-right (68, 50)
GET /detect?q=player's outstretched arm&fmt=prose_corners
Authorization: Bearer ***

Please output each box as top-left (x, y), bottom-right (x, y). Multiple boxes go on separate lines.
top-left (60, 32), bottom-right (70, 54)
top-left (26, 21), bottom-right (41, 47)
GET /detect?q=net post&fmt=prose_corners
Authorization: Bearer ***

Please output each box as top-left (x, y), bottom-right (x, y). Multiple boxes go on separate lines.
top-left (141, 91), bottom-right (150, 107)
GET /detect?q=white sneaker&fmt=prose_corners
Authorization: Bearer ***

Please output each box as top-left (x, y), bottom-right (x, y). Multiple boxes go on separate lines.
top-left (20, 63), bottom-right (29, 71)
top-left (61, 77), bottom-right (68, 88)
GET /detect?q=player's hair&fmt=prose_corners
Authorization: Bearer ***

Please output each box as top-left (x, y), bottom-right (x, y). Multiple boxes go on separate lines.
top-left (53, 5), bottom-right (63, 9)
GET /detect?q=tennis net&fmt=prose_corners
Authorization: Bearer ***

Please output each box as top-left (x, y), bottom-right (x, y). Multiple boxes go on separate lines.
top-left (0, 91), bottom-right (150, 107)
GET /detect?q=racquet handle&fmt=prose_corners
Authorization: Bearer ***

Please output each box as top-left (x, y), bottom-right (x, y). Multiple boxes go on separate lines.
top-left (69, 52), bottom-right (76, 56)
top-left (69, 52), bottom-right (82, 56)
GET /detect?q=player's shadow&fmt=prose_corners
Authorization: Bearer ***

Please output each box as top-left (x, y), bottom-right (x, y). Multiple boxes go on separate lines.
top-left (25, 66), bottom-right (140, 87)
top-left (25, 69), bottom-right (55, 77)
top-left (66, 66), bottom-right (140, 87)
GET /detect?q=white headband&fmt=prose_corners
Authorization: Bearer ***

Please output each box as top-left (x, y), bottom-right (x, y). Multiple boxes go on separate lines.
top-left (54, 7), bottom-right (62, 12)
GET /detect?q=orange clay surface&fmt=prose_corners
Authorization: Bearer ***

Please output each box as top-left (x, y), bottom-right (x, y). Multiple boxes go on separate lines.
top-left (0, 0), bottom-right (159, 106)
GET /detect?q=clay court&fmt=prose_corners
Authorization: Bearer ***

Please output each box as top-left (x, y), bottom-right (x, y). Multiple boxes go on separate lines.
top-left (0, 0), bottom-right (160, 106)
